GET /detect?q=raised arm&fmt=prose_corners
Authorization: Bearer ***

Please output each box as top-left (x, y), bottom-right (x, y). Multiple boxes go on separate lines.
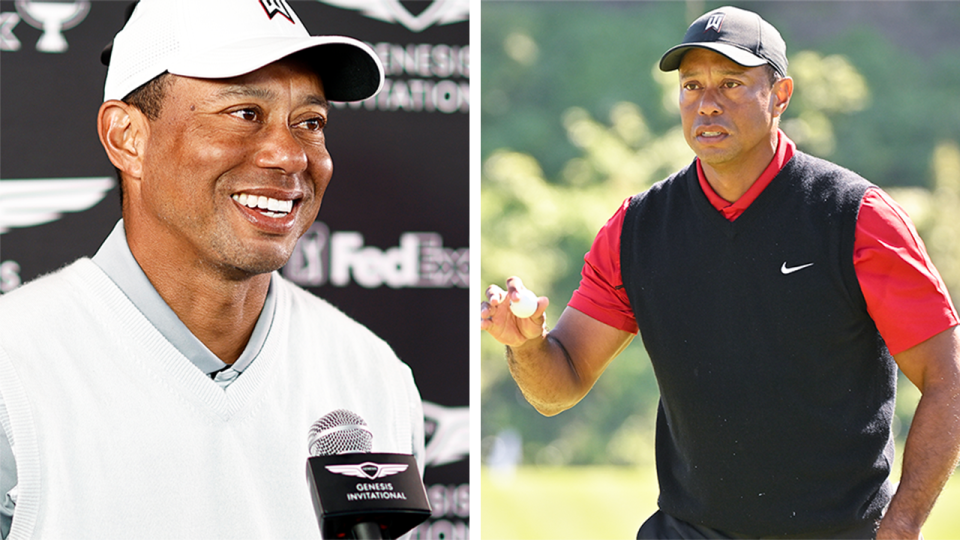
top-left (480, 277), bottom-right (634, 416)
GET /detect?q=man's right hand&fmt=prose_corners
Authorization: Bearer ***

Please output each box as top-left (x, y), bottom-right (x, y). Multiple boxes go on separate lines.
top-left (480, 277), bottom-right (549, 348)
top-left (480, 276), bottom-right (634, 416)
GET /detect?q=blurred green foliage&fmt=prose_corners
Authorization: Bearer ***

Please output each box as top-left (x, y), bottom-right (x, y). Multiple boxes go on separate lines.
top-left (481, 0), bottom-right (960, 469)
top-left (480, 465), bottom-right (960, 539)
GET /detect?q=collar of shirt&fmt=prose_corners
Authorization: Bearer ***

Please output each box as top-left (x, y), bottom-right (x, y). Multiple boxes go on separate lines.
top-left (91, 220), bottom-right (276, 381)
top-left (696, 129), bottom-right (797, 221)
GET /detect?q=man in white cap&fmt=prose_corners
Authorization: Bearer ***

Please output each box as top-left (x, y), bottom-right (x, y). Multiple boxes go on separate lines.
top-left (482, 5), bottom-right (960, 539)
top-left (0, 1), bottom-right (423, 538)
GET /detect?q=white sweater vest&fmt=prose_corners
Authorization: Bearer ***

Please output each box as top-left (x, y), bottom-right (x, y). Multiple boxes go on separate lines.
top-left (0, 259), bottom-right (423, 539)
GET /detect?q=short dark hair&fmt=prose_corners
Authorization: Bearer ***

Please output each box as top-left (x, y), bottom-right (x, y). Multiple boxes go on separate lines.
top-left (113, 72), bottom-right (171, 206)
top-left (765, 64), bottom-right (783, 86)
top-left (123, 72), bottom-right (171, 120)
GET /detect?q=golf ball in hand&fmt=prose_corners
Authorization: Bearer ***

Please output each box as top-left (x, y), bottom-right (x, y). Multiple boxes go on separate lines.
top-left (509, 289), bottom-right (538, 318)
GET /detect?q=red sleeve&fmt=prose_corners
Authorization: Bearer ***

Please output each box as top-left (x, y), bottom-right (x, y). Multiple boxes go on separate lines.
top-left (854, 188), bottom-right (959, 355)
top-left (568, 198), bottom-right (639, 334)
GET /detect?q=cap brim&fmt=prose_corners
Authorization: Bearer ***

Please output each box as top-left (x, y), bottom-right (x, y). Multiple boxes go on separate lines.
top-left (659, 42), bottom-right (768, 72)
top-left (168, 36), bottom-right (384, 102)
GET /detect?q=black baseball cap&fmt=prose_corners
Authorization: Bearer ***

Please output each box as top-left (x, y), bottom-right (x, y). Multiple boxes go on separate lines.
top-left (659, 6), bottom-right (788, 77)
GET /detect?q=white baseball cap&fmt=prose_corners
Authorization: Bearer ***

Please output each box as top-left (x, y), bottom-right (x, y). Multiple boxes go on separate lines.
top-left (101, 0), bottom-right (384, 103)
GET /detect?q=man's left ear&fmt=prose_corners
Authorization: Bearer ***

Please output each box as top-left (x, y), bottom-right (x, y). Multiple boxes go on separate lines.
top-left (772, 76), bottom-right (794, 118)
top-left (98, 100), bottom-right (149, 181)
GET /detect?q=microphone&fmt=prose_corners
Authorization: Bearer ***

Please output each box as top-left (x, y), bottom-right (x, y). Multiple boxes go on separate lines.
top-left (306, 409), bottom-right (432, 540)
top-left (308, 409), bottom-right (373, 456)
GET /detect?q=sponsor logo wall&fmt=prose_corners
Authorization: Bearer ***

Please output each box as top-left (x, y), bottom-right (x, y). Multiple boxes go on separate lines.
top-left (0, 1), bottom-right (468, 537)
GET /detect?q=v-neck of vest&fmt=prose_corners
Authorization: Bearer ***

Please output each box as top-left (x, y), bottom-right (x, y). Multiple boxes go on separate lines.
top-left (687, 155), bottom-right (798, 238)
top-left (78, 260), bottom-right (280, 423)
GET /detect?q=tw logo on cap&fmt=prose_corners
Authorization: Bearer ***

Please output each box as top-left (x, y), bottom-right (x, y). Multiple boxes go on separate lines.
top-left (259, 0), bottom-right (294, 23)
top-left (704, 13), bottom-right (724, 33)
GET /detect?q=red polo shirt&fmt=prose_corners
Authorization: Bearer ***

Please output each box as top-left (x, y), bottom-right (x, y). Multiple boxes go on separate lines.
top-left (568, 131), bottom-right (958, 355)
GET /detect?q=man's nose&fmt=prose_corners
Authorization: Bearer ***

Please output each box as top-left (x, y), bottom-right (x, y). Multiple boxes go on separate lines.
top-left (698, 87), bottom-right (722, 116)
top-left (254, 122), bottom-right (309, 174)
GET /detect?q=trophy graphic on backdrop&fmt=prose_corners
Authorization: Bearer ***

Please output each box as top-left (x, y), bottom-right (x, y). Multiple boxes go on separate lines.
top-left (15, 0), bottom-right (90, 53)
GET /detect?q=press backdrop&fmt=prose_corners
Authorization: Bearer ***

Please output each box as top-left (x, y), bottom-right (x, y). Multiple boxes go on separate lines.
top-left (0, 1), bottom-right (469, 537)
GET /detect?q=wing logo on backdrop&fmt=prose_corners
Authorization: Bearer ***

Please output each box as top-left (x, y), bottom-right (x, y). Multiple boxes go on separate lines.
top-left (0, 178), bottom-right (115, 234)
top-left (10, 0), bottom-right (90, 53)
top-left (317, 0), bottom-right (468, 33)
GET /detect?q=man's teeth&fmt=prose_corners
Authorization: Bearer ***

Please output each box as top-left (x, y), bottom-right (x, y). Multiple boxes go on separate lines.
top-left (702, 131), bottom-right (723, 137)
top-left (232, 193), bottom-right (294, 216)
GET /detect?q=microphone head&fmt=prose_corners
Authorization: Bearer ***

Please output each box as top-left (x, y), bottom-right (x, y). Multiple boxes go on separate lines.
top-left (308, 409), bottom-right (373, 457)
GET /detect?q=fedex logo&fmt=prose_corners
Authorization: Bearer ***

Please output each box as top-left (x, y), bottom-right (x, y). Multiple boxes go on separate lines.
top-left (283, 222), bottom-right (468, 289)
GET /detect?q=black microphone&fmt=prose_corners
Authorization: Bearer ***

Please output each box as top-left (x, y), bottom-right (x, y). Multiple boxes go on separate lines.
top-left (306, 409), bottom-right (432, 540)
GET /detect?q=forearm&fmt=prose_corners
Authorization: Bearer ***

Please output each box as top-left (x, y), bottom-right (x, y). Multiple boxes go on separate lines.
top-left (506, 333), bottom-right (589, 417)
top-left (878, 380), bottom-right (960, 538)
top-left (483, 281), bottom-right (631, 417)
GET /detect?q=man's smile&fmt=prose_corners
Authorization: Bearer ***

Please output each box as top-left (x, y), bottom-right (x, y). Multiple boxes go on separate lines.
top-left (232, 192), bottom-right (296, 218)
top-left (229, 188), bottom-right (309, 235)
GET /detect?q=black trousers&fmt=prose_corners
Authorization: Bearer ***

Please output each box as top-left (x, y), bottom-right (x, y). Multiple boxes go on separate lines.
top-left (636, 510), bottom-right (878, 540)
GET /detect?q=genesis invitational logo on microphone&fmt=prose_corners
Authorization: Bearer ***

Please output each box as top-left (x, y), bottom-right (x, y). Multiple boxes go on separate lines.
top-left (306, 409), bottom-right (431, 539)
top-left (327, 462), bottom-right (409, 480)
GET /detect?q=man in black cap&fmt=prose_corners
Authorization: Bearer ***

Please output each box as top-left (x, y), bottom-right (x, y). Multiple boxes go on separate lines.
top-left (481, 6), bottom-right (960, 539)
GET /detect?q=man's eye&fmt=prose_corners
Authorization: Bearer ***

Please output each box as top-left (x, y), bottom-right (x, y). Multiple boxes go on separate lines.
top-left (298, 117), bottom-right (326, 131)
top-left (231, 109), bottom-right (258, 122)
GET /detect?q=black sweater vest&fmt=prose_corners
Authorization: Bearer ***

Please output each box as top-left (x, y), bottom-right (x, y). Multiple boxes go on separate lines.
top-left (620, 152), bottom-right (896, 537)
